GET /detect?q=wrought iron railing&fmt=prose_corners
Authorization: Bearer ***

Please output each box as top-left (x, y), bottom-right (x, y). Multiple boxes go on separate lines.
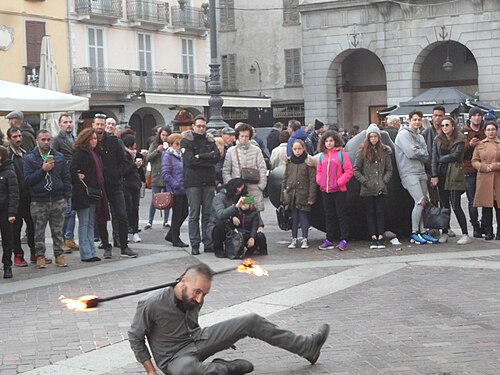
top-left (74, 0), bottom-right (123, 18)
top-left (126, 0), bottom-right (169, 24)
top-left (73, 67), bottom-right (209, 95)
top-left (171, 6), bottom-right (208, 30)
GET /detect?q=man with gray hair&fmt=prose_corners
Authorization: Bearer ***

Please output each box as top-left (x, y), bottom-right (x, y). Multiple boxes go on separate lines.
top-left (385, 115), bottom-right (401, 142)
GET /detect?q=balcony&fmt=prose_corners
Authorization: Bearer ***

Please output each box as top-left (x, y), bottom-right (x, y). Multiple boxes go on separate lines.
top-left (127, 0), bottom-right (169, 30)
top-left (74, 0), bottom-right (123, 24)
top-left (73, 67), bottom-right (208, 96)
top-left (171, 6), bottom-right (208, 36)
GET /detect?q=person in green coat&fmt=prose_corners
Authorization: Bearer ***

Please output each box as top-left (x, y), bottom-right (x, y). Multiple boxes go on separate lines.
top-left (281, 139), bottom-right (317, 249)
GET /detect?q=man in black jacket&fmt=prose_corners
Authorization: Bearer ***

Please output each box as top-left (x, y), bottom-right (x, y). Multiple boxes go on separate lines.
top-left (93, 114), bottom-right (138, 259)
top-left (266, 122), bottom-right (283, 155)
top-left (181, 115), bottom-right (219, 255)
top-left (52, 113), bottom-right (79, 253)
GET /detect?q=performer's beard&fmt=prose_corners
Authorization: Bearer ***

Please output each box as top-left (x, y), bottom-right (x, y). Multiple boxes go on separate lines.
top-left (181, 286), bottom-right (199, 311)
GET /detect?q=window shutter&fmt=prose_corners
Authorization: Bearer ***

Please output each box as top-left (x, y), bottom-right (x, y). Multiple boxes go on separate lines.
top-left (220, 0), bottom-right (235, 30)
top-left (285, 48), bottom-right (301, 85)
top-left (228, 54), bottom-right (236, 89)
top-left (293, 48), bottom-right (301, 84)
top-left (26, 21), bottom-right (45, 68)
top-left (221, 54), bottom-right (237, 90)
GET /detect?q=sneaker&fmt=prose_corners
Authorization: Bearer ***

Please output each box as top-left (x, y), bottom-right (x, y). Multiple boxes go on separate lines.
top-left (369, 240), bottom-right (378, 249)
top-left (212, 359), bottom-right (254, 374)
top-left (448, 229), bottom-right (456, 238)
top-left (3, 266), bottom-right (12, 279)
top-left (304, 324), bottom-right (330, 364)
top-left (390, 237), bottom-right (402, 246)
top-left (300, 238), bottom-right (310, 249)
top-left (132, 233), bottom-right (142, 243)
top-left (55, 255), bottom-right (68, 267)
top-left (457, 234), bottom-right (472, 245)
top-left (13, 254), bottom-right (28, 267)
top-left (377, 240), bottom-right (386, 249)
top-left (31, 255), bottom-right (52, 264)
top-left (421, 233), bottom-right (438, 244)
top-left (144, 223), bottom-right (152, 230)
top-left (36, 256), bottom-right (46, 269)
top-left (163, 223), bottom-right (171, 229)
top-left (337, 240), bottom-right (348, 251)
top-left (64, 239), bottom-right (79, 250)
top-left (410, 233), bottom-right (427, 245)
top-left (120, 247), bottom-right (138, 258)
top-left (318, 239), bottom-right (334, 250)
top-left (288, 238), bottom-right (298, 249)
top-left (103, 248), bottom-right (112, 259)
top-left (62, 243), bottom-right (72, 254)
top-left (438, 233), bottom-right (449, 244)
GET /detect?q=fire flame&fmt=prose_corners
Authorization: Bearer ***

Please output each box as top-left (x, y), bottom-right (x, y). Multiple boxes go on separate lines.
top-left (236, 258), bottom-right (268, 277)
top-left (59, 295), bottom-right (97, 311)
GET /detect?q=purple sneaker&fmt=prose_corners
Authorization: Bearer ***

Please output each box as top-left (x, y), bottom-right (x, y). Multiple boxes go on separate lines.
top-left (318, 239), bottom-right (334, 250)
top-left (337, 240), bottom-right (348, 251)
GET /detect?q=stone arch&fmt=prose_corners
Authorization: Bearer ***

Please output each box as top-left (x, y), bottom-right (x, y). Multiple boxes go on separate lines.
top-left (412, 40), bottom-right (478, 97)
top-left (327, 48), bottom-right (387, 130)
top-left (128, 107), bottom-right (165, 149)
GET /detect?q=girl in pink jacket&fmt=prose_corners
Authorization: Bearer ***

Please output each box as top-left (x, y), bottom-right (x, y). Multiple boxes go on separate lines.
top-left (316, 130), bottom-right (353, 251)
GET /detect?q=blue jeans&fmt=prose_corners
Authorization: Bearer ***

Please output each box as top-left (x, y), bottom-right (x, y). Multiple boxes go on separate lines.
top-left (77, 204), bottom-right (97, 260)
top-left (464, 173), bottom-right (480, 225)
top-left (148, 186), bottom-right (170, 225)
top-left (63, 197), bottom-right (76, 240)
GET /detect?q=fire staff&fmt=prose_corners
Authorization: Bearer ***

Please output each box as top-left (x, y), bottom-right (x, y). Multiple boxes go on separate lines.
top-left (128, 263), bottom-right (329, 375)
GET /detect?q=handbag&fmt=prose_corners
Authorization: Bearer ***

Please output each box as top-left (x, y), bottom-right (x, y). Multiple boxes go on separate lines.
top-left (235, 147), bottom-right (260, 184)
top-left (276, 204), bottom-right (292, 231)
top-left (81, 180), bottom-right (102, 200)
top-left (224, 228), bottom-right (245, 259)
top-left (423, 204), bottom-right (451, 229)
top-left (153, 192), bottom-right (173, 210)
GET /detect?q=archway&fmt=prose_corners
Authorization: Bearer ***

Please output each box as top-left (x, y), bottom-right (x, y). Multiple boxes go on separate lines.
top-left (128, 107), bottom-right (164, 149)
top-left (328, 48), bottom-right (387, 130)
top-left (413, 41), bottom-right (478, 97)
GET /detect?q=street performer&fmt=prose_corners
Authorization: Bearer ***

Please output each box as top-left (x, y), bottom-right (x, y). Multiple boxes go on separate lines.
top-left (128, 263), bottom-right (329, 375)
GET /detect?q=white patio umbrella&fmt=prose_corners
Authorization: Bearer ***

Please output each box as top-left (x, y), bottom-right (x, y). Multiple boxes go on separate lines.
top-left (38, 35), bottom-right (61, 136)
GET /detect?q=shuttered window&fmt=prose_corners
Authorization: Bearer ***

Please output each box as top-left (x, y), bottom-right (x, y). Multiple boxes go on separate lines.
top-left (221, 54), bottom-right (237, 91)
top-left (283, 0), bottom-right (300, 25)
top-left (220, 0), bottom-right (235, 31)
top-left (26, 21), bottom-right (45, 68)
top-left (285, 48), bottom-right (302, 86)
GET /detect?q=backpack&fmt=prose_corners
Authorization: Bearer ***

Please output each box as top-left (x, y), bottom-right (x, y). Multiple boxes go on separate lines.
top-left (319, 149), bottom-right (344, 171)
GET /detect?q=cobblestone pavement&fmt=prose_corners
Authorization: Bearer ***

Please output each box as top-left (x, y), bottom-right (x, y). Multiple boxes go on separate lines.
top-left (1, 195), bottom-right (500, 374)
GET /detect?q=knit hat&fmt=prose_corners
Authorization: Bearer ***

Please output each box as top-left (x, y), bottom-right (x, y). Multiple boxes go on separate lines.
top-left (366, 124), bottom-right (381, 138)
top-left (314, 119), bottom-right (324, 130)
top-left (468, 107), bottom-right (483, 117)
top-left (483, 109), bottom-right (497, 123)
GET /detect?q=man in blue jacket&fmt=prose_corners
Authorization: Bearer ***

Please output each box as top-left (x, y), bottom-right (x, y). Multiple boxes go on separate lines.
top-left (24, 129), bottom-right (71, 268)
top-left (286, 119), bottom-right (314, 157)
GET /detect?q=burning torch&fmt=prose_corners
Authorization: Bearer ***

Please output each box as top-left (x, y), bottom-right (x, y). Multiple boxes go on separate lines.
top-left (60, 259), bottom-right (268, 311)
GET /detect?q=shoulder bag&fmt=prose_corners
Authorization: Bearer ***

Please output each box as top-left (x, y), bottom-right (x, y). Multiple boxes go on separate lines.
top-left (224, 228), bottom-right (245, 259)
top-left (81, 180), bottom-right (103, 200)
top-left (236, 147), bottom-right (260, 184)
top-left (423, 204), bottom-right (450, 229)
top-left (153, 192), bottom-right (173, 210)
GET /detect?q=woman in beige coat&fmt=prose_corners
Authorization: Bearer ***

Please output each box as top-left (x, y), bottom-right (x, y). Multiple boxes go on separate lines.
top-left (472, 120), bottom-right (500, 240)
top-left (223, 123), bottom-right (267, 211)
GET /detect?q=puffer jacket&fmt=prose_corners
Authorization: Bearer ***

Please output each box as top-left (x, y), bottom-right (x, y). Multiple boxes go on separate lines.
top-left (24, 148), bottom-right (71, 202)
top-left (180, 130), bottom-right (219, 188)
top-left (281, 155), bottom-right (317, 211)
top-left (0, 159), bottom-right (19, 215)
top-left (161, 150), bottom-right (185, 196)
top-left (353, 145), bottom-right (393, 197)
top-left (316, 148), bottom-right (353, 193)
top-left (287, 128), bottom-right (314, 156)
top-left (206, 188), bottom-right (239, 243)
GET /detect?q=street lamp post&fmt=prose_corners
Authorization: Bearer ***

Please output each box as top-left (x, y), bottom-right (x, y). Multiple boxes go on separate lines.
top-left (206, 0), bottom-right (228, 129)
top-left (249, 61), bottom-right (262, 97)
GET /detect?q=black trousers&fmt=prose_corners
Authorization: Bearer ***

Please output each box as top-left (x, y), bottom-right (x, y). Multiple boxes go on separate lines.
top-left (363, 195), bottom-right (385, 238)
top-left (98, 188), bottom-right (129, 250)
top-left (12, 196), bottom-right (35, 255)
top-left (124, 186), bottom-right (140, 233)
top-left (170, 194), bottom-right (188, 243)
top-left (0, 211), bottom-right (13, 267)
top-left (322, 191), bottom-right (349, 241)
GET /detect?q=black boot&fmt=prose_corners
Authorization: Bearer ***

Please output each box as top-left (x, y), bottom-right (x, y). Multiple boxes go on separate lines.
top-left (485, 228), bottom-right (494, 240)
top-left (472, 223), bottom-right (482, 238)
top-left (212, 359), bottom-right (254, 375)
top-left (3, 265), bottom-right (13, 279)
top-left (496, 227), bottom-right (500, 240)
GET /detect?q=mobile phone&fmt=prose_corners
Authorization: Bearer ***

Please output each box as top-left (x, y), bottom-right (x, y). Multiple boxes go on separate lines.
top-left (46, 155), bottom-right (54, 162)
top-left (474, 134), bottom-right (481, 139)
top-left (243, 196), bottom-right (254, 205)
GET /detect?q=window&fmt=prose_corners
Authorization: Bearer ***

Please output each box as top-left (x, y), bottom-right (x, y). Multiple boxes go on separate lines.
top-left (25, 21), bottom-right (45, 68)
top-left (182, 39), bottom-right (195, 91)
top-left (285, 48), bottom-right (302, 86)
top-left (88, 27), bottom-right (105, 69)
top-left (219, 0), bottom-right (235, 31)
top-left (138, 33), bottom-right (152, 71)
top-left (221, 54), bottom-right (237, 91)
top-left (283, 0), bottom-right (299, 25)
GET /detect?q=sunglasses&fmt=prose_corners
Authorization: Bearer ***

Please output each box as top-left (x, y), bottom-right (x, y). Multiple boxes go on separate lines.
top-left (441, 123), bottom-right (452, 127)
top-left (94, 113), bottom-right (106, 119)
